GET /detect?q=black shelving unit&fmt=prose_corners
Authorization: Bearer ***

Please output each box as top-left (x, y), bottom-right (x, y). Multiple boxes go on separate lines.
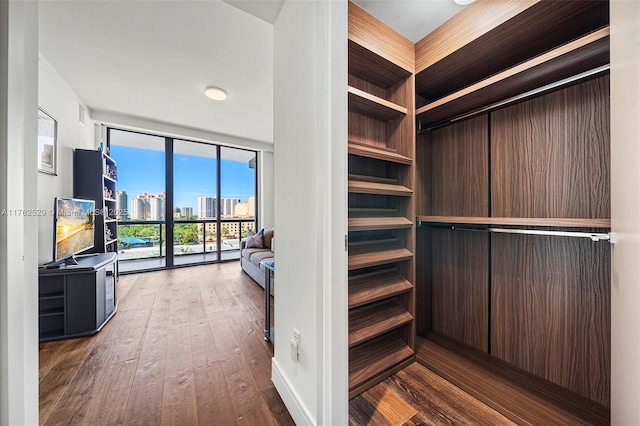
top-left (74, 149), bottom-right (118, 254)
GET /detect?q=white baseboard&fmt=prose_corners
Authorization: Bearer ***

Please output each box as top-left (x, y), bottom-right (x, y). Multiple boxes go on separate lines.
top-left (271, 358), bottom-right (315, 425)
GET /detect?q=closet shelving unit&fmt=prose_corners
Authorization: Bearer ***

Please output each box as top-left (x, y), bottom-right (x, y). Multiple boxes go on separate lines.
top-left (346, 2), bottom-right (416, 398)
top-left (347, 0), bottom-right (612, 423)
top-left (412, 0), bottom-right (611, 423)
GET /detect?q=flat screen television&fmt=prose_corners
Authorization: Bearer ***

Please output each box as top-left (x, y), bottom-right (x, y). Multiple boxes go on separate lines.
top-left (53, 197), bottom-right (96, 265)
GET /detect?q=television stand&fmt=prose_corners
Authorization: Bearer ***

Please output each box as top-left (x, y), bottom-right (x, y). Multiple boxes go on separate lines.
top-left (38, 252), bottom-right (118, 342)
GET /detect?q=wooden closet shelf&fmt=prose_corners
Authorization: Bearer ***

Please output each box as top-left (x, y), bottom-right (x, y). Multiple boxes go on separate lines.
top-left (349, 299), bottom-right (413, 347)
top-left (416, 216), bottom-right (611, 228)
top-left (348, 247), bottom-right (413, 270)
top-left (349, 332), bottom-right (414, 398)
top-left (349, 216), bottom-right (413, 232)
top-left (349, 40), bottom-right (412, 89)
top-left (349, 86), bottom-right (407, 121)
top-left (416, 28), bottom-right (610, 127)
top-left (348, 179), bottom-right (413, 197)
top-left (414, 0), bottom-right (609, 100)
top-left (349, 207), bottom-right (399, 217)
top-left (348, 141), bottom-right (412, 165)
top-left (349, 268), bottom-right (413, 309)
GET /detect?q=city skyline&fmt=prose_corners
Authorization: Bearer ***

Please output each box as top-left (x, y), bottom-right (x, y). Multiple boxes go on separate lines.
top-left (116, 190), bottom-right (254, 220)
top-left (110, 145), bottom-right (256, 212)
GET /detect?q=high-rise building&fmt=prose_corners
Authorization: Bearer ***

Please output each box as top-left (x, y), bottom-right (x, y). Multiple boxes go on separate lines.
top-left (181, 207), bottom-right (193, 218)
top-left (149, 196), bottom-right (164, 220)
top-left (222, 198), bottom-right (240, 216)
top-left (198, 196), bottom-right (217, 218)
top-left (131, 197), bottom-right (149, 220)
top-left (115, 190), bottom-right (128, 220)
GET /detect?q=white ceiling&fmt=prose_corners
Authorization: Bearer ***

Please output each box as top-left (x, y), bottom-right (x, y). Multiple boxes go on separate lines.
top-left (39, 0), bottom-right (274, 144)
top-left (352, 0), bottom-right (469, 43)
top-left (39, 1), bottom-right (463, 148)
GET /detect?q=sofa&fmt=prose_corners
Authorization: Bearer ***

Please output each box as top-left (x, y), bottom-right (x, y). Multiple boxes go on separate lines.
top-left (240, 228), bottom-right (274, 295)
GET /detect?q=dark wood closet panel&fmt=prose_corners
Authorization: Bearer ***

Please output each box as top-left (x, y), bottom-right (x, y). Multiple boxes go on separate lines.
top-left (491, 75), bottom-right (611, 219)
top-left (491, 233), bottom-right (611, 407)
top-left (418, 115), bottom-right (488, 216)
top-left (430, 228), bottom-right (489, 352)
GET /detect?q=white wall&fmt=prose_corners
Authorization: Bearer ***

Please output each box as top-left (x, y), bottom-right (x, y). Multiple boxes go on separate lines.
top-left (273, 1), bottom-right (348, 424)
top-left (37, 54), bottom-right (96, 264)
top-left (610, 1), bottom-right (640, 423)
top-left (0, 0), bottom-right (39, 423)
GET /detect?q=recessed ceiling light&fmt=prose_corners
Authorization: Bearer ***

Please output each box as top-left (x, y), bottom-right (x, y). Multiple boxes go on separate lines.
top-left (205, 86), bottom-right (227, 101)
top-left (454, 0), bottom-right (475, 5)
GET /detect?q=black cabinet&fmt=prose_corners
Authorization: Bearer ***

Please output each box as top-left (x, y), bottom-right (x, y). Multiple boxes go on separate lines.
top-left (38, 252), bottom-right (118, 342)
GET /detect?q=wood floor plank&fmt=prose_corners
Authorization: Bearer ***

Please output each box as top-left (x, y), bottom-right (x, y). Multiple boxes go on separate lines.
top-left (390, 364), bottom-right (516, 426)
top-left (120, 277), bottom-right (171, 425)
top-left (43, 308), bottom-right (127, 425)
top-left (38, 338), bottom-right (97, 425)
top-left (364, 379), bottom-right (417, 424)
top-left (349, 395), bottom-right (394, 426)
top-left (209, 309), bottom-right (267, 421)
top-left (225, 304), bottom-right (273, 392)
top-left (160, 273), bottom-right (199, 425)
top-left (193, 362), bottom-right (237, 426)
top-left (82, 359), bottom-right (137, 425)
top-left (188, 280), bottom-right (220, 368)
top-left (262, 387), bottom-right (296, 426)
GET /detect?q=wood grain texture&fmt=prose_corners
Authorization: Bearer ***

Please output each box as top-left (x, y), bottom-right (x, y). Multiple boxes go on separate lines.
top-left (416, 32), bottom-right (610, 126)
top-left (349, 299), bottom-right (413, 347)
top-left (491, 75), bottom-right (610, 219)
top-left (415, 0), bottom-right (609, 99)
top-left (429, 228), bottom-right (489, 352)
top-left (415, 336), bottom-right (610, 425)
top-left (348, 179), bottom-right (413, 197)
top-left (491, 233), bottom-right (611, 407)
top-left (349, 332), bottom-right (414, 398)
top-left (348, 1), bottom-right (414, 73)
top-left (422, 115), bottom-right (489, 216)
top-left (350, 362), bottom-right (516, 425)
top-left (416, 216), bottom-right (611, 228)
top-left (348, 247), bottom-right (413, 271)
top-left (349, 86), bottom-right (407, 121)
top-left (348, 140), bottom-right (412, 165)
top-left (349, 267), bottom-right (413, 309)
top-left (349, 216), bottom-right (413, 232)
top-left (39, 263), bottom-right (294, 425)
top-left (349, 40), bottom-right (411, 89)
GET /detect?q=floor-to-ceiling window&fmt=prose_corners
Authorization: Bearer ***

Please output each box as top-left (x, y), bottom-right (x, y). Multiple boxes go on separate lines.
top-left (220, 146), bottom-right (257, 260)
top-left (109, 130), bottom-right (167, 272)
top-left (108, 128), bottom-right (257, 273)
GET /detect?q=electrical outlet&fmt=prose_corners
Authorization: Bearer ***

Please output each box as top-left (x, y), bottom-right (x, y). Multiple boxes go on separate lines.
top-left (290, 329), bottom-right (300, 362)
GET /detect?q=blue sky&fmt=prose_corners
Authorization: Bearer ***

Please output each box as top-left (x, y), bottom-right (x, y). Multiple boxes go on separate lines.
top-left (111, 145), bottom-right (255, 210)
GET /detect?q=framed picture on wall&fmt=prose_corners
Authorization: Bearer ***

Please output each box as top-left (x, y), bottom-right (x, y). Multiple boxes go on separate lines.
top-left (38, 108), bottom-right (57, 175)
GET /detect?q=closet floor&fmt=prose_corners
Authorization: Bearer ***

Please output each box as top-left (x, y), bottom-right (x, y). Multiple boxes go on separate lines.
top-left (350, 338), bottom-right (610, 425)
top-left (349, 362), bottom-right (515, 425)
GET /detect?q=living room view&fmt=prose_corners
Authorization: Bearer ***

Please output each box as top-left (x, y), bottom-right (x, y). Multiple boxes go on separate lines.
top-left (33, 0), bottom-right (290, 424)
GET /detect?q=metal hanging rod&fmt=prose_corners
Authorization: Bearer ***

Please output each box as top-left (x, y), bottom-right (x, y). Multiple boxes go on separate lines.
top-left (487, 227), bottom-right (611, 242)
top-left (419, 223), bottom-right (613, 243)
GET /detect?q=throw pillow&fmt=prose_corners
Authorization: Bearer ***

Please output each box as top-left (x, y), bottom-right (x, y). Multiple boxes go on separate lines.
top-left (245, 229), bottom-right (265, 249)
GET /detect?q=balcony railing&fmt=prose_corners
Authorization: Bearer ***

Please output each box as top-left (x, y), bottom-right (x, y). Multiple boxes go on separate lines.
top-left (117, 218), bottom-right (256, 262)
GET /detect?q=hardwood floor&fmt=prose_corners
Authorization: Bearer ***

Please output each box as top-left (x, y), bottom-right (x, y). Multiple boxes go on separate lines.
top-left (350, 362), bottom-right (516, 426)
top-left (39, 262), bottom-right (294, 426)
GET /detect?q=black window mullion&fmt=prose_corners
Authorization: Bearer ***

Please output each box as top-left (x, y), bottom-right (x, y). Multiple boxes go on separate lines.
top-left (165, 137), bottom-right (174, 267)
